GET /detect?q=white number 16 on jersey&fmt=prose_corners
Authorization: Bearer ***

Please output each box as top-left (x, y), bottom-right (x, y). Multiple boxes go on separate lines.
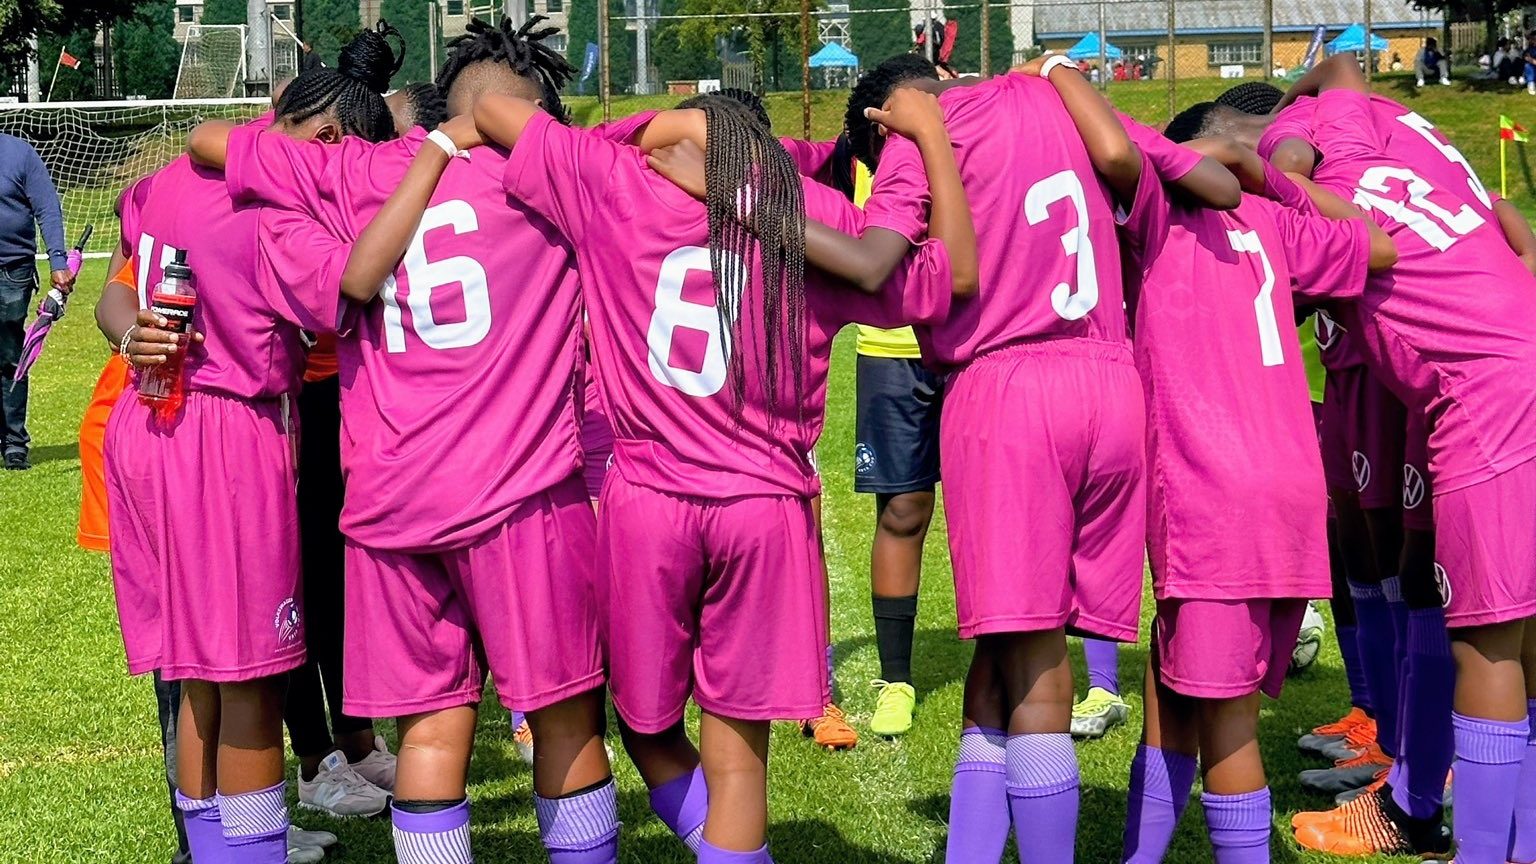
top-left (381, 200), bottom-right (492, 353)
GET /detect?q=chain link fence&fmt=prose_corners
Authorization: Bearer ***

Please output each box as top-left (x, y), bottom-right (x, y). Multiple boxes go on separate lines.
top-left (552, 0), bottom-right (1472, 133)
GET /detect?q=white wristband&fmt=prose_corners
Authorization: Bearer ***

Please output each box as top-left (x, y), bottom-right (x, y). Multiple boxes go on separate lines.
top-left (1038, 55), bottom-right (1076, 78)
top-left (426, 129), bottom-right (459, 158)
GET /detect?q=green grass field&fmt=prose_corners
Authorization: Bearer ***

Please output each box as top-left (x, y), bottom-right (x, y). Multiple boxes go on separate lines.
top-left (3, 75), bottom-right (1506, 862)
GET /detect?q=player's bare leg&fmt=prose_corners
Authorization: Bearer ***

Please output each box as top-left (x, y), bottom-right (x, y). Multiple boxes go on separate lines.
top-left (1195, 694), bottom-right (1272, 863)
top-left (389, 707), bottom-right (477, 862)
top-left (526, 688), bottom-right (620, 862)
top-left (1449, 618), bottom-right (1530, 863)
top-left (617, 718), bottom-right (708, 851)
top-left (1123, 641), bottom-right (1198, 863)
top-left (212, 677), bottom-right (290, 859)
top-left (699, 712), bottom-right (771, 857)
top-left (172, 680), bottom-right (224, 861)
top-left (946, 642), bottom-right (1010, 863)
top-left (987, 629), bottom-right (1079, 862)
top-left (869, 490), bottom-right (933, 737)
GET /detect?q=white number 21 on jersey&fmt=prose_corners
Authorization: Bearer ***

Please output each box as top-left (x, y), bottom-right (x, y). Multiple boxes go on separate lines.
top-left (381, 200), bottom-right (492, 353)
top-left (1226, 229), bottom-right (1285, 367)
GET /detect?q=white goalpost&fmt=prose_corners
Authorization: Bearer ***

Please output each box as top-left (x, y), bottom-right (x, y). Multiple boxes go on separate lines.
top-left (173, 15), bottom-right (301, 101)
top-left (0, 98), bottom-right (269, 256)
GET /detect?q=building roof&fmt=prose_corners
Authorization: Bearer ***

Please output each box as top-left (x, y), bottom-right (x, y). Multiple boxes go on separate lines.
top-left (1035, 0), bottom-right (1441, 40)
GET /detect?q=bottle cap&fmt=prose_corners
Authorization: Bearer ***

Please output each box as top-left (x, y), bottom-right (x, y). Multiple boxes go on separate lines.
top-left (164, 249), bottom-right (192, 282)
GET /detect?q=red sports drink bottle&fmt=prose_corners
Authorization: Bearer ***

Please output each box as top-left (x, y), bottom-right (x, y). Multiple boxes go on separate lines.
top-left (137, 250), bottom-right (197, 419)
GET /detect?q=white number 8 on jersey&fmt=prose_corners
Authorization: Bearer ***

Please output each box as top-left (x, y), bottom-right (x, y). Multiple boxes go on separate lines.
top-left (647, 246), bottom-right (744, 398)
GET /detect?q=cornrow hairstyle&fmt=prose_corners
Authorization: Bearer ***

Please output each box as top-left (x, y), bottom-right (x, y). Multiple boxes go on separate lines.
top-left (1215, 81), bottom-right (1284, 115)
top-left (274, 21), bottom-right (403, 142)
top-left (845, 54), bottom-right (939, 170)
top-left (1164, 101), bottom-right (1223, 143)
top-left (712, 87), bottom-right (772, 130)
top-left (698, 95), bottom-right (808, 422)
top-left (402, 82), bottom-right (448, 129)
top-left (437, 15), bottom-right (576, 125)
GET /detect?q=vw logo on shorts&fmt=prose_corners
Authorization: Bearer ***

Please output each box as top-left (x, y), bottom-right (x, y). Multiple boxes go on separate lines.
top-left (854, 443), bottom-right (875, 475)
top-left (1434, 563), bottom-right (1453, 608)
top-left (1352, 451), bottom-right (1371, 492)
top-left (1402, 464), bottom-right (1426, 510)
top-left (1315, 312), bottom-right (1340, 350)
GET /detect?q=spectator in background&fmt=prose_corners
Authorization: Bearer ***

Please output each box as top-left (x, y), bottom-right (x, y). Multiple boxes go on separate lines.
top-left (1524, 32), bottom-right (1536, 94)
top-left (0, 132), bottom-right (72, 471)
top-left (1495, 37), bottom-right (1523, 83)
top-left (1416, 36), bottom-right (1451, 86)
top-left (299, 41), bottom-right (323, 75)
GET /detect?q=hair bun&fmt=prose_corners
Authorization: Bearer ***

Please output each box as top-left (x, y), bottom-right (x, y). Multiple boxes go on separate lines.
top-left (339, 20), bottom-right (406, 92)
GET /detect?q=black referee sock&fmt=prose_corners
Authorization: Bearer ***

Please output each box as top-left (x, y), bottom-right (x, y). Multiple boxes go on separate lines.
top-left (872, 594), bottom-right (918, 684)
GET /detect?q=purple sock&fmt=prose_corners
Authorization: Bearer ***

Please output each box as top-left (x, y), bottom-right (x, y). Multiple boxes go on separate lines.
top-left (175, 793), bottom-right (228, 863)
top-left (1386, 608), bottom-right (1455, 819)
top-left (393, 800), bottom-right (472, 864)
top-left (511, 710), bottom-right (526, 729)
top-left (1006, 733), bottom-right (1079, 864)
top-left (1084, 638), bottom-right (1120, 696)
top-left (696, 839), bottom-right (772, 863)
top-left (217, 781), bottom-right (288, 864)
top-left (1350, 581), bottom-right (1399, 757)
top-left (535, 779), bottom-right (620, 864)
top-left (1509, 700), bottom-right (1536, 864)
top-left (1202, 789), bottom-right (1271, 864)
top-left (1380, 577), bottom-right (1410, 649)
top-left (1123, 745), bottom-right (1197, 863)
top-left (1452, 712), bottom-right (1529, 864)
top-left (826, 644), bottom-right (837, 700)
top-left (1334, 624), bottom-right (1372, 714)
top-left (946, 727), bottom-right (1010, 863)
top-left (649, 766), bottom-right (707, 851)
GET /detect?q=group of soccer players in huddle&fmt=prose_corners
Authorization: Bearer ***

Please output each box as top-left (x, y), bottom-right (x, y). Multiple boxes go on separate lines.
top-left (80, 7), bottom-right (1536, 863)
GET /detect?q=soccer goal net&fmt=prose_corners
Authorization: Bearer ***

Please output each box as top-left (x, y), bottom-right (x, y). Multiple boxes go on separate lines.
top-left (174, 22), bottom-right (302, 100)
top-left (0, 98), bottom-right (268, 256)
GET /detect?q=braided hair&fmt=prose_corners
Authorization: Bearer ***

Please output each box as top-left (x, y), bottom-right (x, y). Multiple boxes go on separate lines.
top-left (1215, 81), bottom-right (1285, 115)
top-left (845, 54), bottom-right (939, 170)
top-left (698, 95), bottom-right (808, 420)
top-left (274, 21), bottom-right (403, 142)
top-left (437, 15), bottom-right (576, 124)
top-left (1164, 101), bottom-right (1242, 143)
top-left (678, 87), bottom-right (772, 130)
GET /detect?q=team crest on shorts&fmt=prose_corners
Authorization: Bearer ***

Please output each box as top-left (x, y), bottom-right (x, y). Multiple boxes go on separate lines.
top-left (1352, 451), bottom-right (1371, 492)
top-left (1402, 464), bottom-right (1426, 510)
top-left (854, 443), bottom-right (875, 475)
top-left (1315, 312), bottom-right (1341, 350)
top-left (274, 598), bottom-right (302, 645)
top-left (1433, 563), bottom-right (1453, 608)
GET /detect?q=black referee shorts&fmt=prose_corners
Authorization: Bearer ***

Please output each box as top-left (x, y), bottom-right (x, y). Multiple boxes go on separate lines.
top-left (853, 355), bottom-right (944, 494)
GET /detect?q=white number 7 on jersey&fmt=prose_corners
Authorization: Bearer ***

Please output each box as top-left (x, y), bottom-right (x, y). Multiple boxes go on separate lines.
top-left (1226, 229), bottom-right (1284, 367)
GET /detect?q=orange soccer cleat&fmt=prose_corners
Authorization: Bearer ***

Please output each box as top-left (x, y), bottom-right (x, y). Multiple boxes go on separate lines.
top-left (1293, 788), bottom-right (1450, 857)
top-left (801, 703), bottom-right (858, 751)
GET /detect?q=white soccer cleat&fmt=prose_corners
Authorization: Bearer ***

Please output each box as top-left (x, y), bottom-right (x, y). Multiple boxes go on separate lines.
top-left (1290, 602), bottom-right (1327, 675)
top-left (349, 735), bottom-right (397, 793)
top-left (287, 845), bottom-right (324, 864)
top-left (298, 750), bottom-right (391, 818)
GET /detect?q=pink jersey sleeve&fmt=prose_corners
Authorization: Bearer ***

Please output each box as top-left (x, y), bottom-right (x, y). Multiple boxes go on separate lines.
top-left (1268, 202), bottom-right (1371, 304)
top-left (1263, 161), bottom-right (1314, 212)
top-left (802, 177), bottom-right (952, 328)
top-left (253, 208), bottom-right (347, 333)
top-left (589, 109), bottom-right (660, 144)
top-left (1121, 114), bottom-right (1204, 182)
top-left (780, 138), bottom-right (840, 183)
top-left (224, 125), bottom-right (338, 214)
top-left (117, 174), bottom-right (155, 257)
top-left (505, 112), bottom-right (624, 244)
top-left (861, 134), bottom-right (929, 244)
top-left (1257, 98), bottom-right (1318, 163)
top-left (1116, 152), bottom-right (1172, 263)
top-left (1310, 89), bottom-right (1386, 163)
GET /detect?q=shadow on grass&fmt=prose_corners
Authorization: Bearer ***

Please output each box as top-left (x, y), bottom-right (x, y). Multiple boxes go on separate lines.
top-left (27, 442), bottom-right (80, 465)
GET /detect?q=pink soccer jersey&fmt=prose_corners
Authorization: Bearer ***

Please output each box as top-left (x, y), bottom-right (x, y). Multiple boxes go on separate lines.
top-left (131, 155), bottom-right (323, 400)
top-left (779, 137), bottom-right (840, 187)
top-left (504, 112), bottom-right (952, 500)
top-left (1277, 88), bottom-right (1536, 492)
top-left (1121, 149), bottom-right (1371, 600)
top-left (862, 73), bottom-right (1124, 370)
top-left (222, 126), bottom-right (584, 552)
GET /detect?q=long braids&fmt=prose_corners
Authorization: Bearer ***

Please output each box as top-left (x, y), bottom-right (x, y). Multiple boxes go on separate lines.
top-left (437, 15), bottom-right (576, 124)
top-left (275, 21), bottom-right (403, 142)
top-left (698, 95), bottom-right (807, 421)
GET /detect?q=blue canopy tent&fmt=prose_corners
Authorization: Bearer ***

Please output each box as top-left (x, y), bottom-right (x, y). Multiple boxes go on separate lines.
top-left (1066, 32), bottom-right (1123, 62)
top-left (1327, 23), bottom-right (1389, 54)
top-left (809, 42), bottom-right (859, 68)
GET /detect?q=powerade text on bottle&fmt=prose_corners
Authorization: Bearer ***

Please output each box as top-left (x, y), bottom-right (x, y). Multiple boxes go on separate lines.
top-left (137, 249), bottom-right (196, 420)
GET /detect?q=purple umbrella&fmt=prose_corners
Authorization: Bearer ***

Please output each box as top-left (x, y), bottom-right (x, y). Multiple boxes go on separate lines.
top-left (14, 224), bottom-right (92, 382)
